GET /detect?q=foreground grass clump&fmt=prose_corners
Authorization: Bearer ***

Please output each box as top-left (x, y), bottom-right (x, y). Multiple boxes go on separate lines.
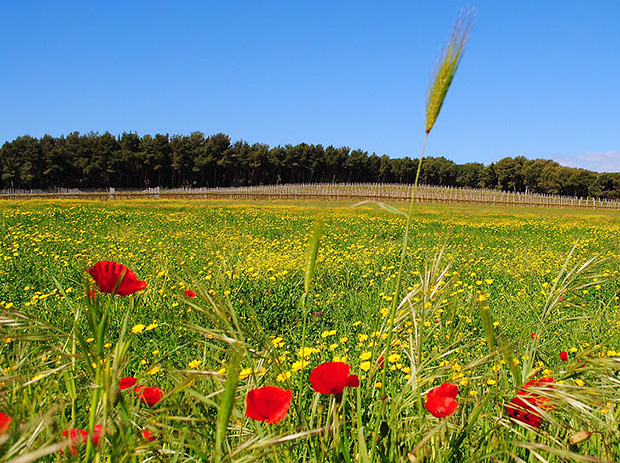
top-left (1, 200), bottom-right (620, 461)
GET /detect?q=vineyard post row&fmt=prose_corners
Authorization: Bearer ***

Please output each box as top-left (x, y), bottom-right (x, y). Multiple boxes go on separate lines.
top-left (0, 183), bottom-right (619, 210)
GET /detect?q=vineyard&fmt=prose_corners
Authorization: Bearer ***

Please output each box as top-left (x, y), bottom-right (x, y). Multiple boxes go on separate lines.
top-left (2, 183), bottom-right (620, 209)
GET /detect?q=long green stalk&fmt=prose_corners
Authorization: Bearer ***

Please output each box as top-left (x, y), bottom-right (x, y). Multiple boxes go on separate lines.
top-left (378, 7), bottom-right (473, 432)
top-left (215, 345), bottom-right (242, 463)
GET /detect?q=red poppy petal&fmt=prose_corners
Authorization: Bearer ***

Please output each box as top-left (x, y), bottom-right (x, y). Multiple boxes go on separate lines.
top-left (424, 395), bottom-right (458, 418)
top-left (138, 386), bottom-right (164, 406)
top-left (93, 424), bottom-right (103, 446)
top-left (424, 383), bottom-right (459, 418)
top-left (506, 396), bottom-right (543, 428)
top-left (119, 376), bottom-right (138, 391)
top-left (346, 375), bottom-right (360, 388)
top-left (62, 428), bottom-right (88, 445)
top-left (436, 382), bottom-right (459, 399)
top-left (309, 362), bottom-right (354, 395)
top-left (0, 412), bottom-right (10, 435)
top-left (246, 386), bottom-right (292, 423)
top-left (87, 261), bottom-right (147, 296)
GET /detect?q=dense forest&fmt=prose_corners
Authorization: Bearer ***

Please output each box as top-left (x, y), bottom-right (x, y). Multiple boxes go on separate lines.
top-left (1, 131), bottom-right (619, 198)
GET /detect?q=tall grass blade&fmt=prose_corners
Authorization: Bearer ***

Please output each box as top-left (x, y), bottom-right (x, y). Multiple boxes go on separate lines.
top-left (304, 220), bottom-right (324, 296)
top-left (214, 345), bottom-right (242, 462)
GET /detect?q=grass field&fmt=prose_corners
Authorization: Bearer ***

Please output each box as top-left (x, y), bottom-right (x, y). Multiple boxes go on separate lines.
top-left (1, 199), bottom-right (620, 461)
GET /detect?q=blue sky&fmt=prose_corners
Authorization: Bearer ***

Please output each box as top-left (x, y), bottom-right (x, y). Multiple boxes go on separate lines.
top-left (1, 1), bottom-right (619, 172)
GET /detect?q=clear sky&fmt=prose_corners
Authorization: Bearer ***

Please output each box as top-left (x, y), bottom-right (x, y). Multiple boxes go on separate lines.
top-left (1, 1), bottom-right (619, 172)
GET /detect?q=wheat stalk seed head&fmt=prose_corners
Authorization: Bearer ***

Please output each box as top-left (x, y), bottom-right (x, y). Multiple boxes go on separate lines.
top-left (425, 8), bottom-right (474, 134)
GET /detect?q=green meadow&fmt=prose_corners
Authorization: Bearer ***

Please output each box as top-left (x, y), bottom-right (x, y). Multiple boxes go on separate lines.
top-left (1, 199), bottom-right (620, 461)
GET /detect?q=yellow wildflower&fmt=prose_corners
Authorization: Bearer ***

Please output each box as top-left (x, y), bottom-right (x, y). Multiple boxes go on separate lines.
top-left (131, 324), bottom-right (145, 334)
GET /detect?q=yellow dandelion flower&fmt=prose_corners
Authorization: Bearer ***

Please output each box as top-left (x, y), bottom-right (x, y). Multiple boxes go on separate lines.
top-left (271, 337), bottom-right (284, 348)
top-left (360, 361), bottom-right (372, 371)
top-left (188, 360), bottom-right (201, 369)
top-left (292, 359), bottom-right (309, 371)
top-left (131, 324), bottom-right (145, 334)
top-left (297, 347), bottom-right (317, 358)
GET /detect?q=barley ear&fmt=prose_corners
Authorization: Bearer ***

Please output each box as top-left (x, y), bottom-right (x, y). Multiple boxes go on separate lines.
top-left (425, 8), bottom-right (474, 134)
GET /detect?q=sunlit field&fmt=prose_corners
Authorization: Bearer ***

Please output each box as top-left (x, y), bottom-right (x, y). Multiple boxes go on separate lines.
top-left (2, 199), bottom-right (620, 461)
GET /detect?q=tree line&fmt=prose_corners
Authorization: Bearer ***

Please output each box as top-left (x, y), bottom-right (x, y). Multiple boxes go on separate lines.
top-left (1, 131), bottom-right (618, 198)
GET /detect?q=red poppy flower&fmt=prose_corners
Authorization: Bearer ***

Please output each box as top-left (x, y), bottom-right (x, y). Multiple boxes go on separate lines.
top-left (246, 386), bottom-right (293, 423)
top-left (136, 386), bottom-right (164, 406)
top-left (141, 429), bottom-right (155, 441)
top-left (0, 412), bottom-right (11, 435)
top-left (185, 289), bottom-right (196, 298)
top-left (61, 428), bottom-right (89, 457)
top-left (377, 355), bottom-right (385, 368)
top-left (506, 377), bottom-right (555, 427)
top-left (424, 382), bottom-right (459, 418)
top-left (309, 362), bottom-right (359, 395)
top-left (559, 351), bottom-right (569, 361)
top-left (506, 396), bottom-right (543, 428)
top-left (119, 376), bottom-right (138, 391)
top-left (87, 261), bottom-right (147, 296)
top-left (61, 426), bottom-right (101, 456)
top-left (92, 424), bottom-right (103, 446)
top-left (519, 377), bottom-right (556, 411)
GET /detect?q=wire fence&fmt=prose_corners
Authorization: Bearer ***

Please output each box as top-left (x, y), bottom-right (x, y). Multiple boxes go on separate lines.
top-left (0, 183), bottom-right (618, 209)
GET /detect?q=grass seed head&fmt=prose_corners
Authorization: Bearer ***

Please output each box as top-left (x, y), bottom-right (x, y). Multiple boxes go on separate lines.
top-left (425, 8), bottom-right (474, 134)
